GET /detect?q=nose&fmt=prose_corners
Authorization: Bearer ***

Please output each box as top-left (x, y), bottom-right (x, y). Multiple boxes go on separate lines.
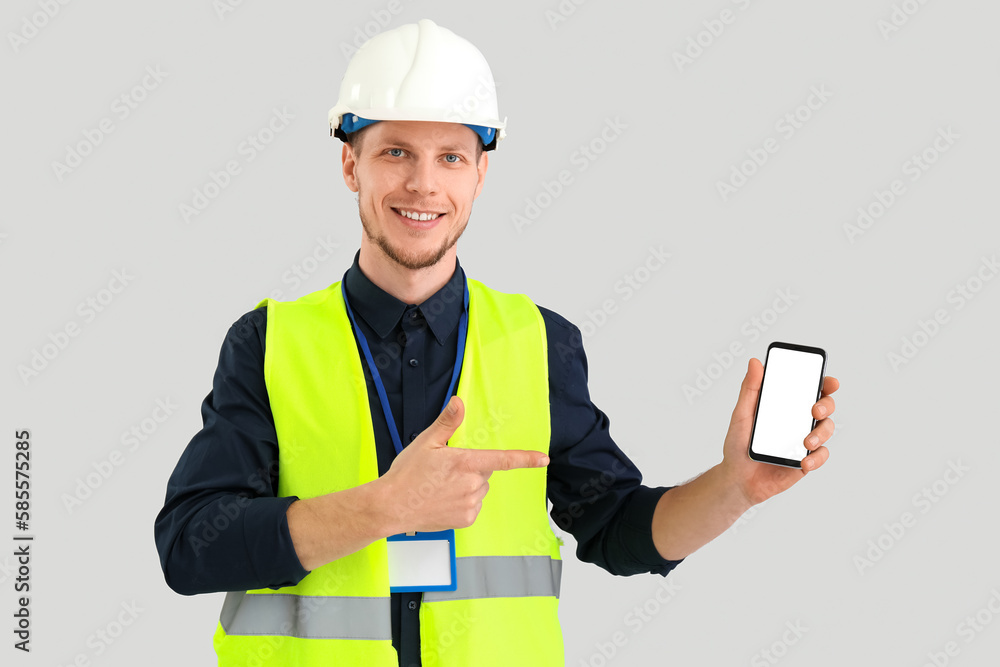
top-left (405, 157), bottom-right (439, 197)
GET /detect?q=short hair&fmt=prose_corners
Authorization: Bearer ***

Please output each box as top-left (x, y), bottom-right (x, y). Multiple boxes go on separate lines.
top-left (345, 124), bottom-right (484, 162)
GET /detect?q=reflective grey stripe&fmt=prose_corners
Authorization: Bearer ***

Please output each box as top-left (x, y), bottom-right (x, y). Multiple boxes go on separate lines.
top-left (220, 591), bottom-right (391, 641)
top-left (423, 556), bottom-right (562, 602)
top-left (219, 556), bottom-right (561, 639)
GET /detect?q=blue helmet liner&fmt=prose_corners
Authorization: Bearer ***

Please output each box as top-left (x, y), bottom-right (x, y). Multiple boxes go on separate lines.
top-left (337, 114), bottom-right (496, 150)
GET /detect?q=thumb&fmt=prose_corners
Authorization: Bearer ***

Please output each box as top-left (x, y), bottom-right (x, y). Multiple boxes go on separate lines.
top-left (730, 357), bottom-right (763, 426)
top-left (419, 395), bottom-right (465, 447)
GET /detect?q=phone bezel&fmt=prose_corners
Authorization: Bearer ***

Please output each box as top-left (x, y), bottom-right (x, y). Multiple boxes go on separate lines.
top-left (747, 341), bottom-right (828, 469)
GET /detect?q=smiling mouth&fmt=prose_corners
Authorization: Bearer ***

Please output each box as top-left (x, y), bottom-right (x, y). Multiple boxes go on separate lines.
top-left (392, 207), bottom-right (444, 222)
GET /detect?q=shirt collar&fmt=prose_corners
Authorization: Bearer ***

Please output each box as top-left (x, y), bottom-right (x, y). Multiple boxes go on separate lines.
top-left (343, 249), bottom-right (465, 345)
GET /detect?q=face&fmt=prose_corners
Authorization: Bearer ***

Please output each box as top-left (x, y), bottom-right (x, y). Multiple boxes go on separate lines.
top-left (341, 120), bottom-right (488, 271)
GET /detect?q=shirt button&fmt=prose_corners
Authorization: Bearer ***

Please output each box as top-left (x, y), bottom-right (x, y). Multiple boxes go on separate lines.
top-left (408, 600), bottom-right (418, 611)
top-left (409, 432), bottom-right (418, 441)
top-left (408, 358), bottom-right (419, 367)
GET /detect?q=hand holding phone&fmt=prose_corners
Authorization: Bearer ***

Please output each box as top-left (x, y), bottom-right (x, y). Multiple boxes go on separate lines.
top-left (747, 342), bottom-right (828, 468)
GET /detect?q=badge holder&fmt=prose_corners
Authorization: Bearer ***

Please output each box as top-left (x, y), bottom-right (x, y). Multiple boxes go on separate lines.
top-left (387, 529), bottom-right (458, 593)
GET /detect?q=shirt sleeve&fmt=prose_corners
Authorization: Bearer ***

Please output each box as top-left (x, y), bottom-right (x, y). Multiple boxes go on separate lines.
top-left (154, 307), bottom-right (310, 595)
top-left (538, 306), bottom-right (684, 577)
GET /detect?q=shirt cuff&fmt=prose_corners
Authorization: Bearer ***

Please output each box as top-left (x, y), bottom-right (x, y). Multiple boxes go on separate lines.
top-left (621, 485), bottom-right (686, 576)
top-left (242, 495), bottom-right (310, 588)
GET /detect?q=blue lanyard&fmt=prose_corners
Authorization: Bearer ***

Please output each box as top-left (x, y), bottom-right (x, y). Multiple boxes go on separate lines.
top-left (341, 269), bottom-right (470, 455)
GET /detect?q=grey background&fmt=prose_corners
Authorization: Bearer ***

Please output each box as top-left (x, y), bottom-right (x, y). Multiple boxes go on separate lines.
top-left (3, 0), bottom-right (998, 664)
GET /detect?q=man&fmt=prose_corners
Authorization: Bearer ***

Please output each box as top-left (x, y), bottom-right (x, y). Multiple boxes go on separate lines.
top-left (154, 19), bottom-right (838, 667)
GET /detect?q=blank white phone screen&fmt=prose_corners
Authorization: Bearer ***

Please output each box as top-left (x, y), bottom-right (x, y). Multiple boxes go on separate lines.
top-left (752, 347), bottom-right (824, 462)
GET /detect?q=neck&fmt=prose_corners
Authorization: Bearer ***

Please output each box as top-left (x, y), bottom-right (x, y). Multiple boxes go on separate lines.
top-left (358, 243), bottom-right (457, 305)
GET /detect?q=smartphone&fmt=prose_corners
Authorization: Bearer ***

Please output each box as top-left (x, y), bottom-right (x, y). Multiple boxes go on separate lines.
top-left (747, 342), bottom-right (828, 468)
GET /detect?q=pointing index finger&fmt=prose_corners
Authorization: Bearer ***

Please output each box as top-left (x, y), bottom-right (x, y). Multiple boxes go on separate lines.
top-left (464, 448), bottom-right (550, 473)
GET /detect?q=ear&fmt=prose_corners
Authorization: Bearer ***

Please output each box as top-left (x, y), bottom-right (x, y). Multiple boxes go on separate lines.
top-left (473, 151), bottom-right (489, 200)
top-left (342, 142), bottom-right (359, 193)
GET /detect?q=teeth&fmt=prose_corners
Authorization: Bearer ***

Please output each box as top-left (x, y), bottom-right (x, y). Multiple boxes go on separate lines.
top-left (397, 209), bottom-right (442, 222)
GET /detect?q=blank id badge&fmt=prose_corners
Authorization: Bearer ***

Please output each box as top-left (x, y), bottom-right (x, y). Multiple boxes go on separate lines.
top-left (387, 530), bottom-right (457, 593)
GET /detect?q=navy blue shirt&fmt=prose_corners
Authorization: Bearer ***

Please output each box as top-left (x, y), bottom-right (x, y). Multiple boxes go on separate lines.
top-left (155, 250), bottom-right (682, 666)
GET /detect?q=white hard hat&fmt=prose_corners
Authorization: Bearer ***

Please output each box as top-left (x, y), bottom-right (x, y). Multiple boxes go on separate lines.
top-left (329, 19), bottom-right (506, 150)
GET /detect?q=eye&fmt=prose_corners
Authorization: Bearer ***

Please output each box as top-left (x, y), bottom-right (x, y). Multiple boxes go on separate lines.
top-left (444, 154), bottom-right (461, 163)
top-left (387, 148), bottom-right (404, 157)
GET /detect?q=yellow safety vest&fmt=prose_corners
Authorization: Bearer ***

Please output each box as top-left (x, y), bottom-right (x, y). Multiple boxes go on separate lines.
top-left (213, 277), bottom-right (564, 666)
